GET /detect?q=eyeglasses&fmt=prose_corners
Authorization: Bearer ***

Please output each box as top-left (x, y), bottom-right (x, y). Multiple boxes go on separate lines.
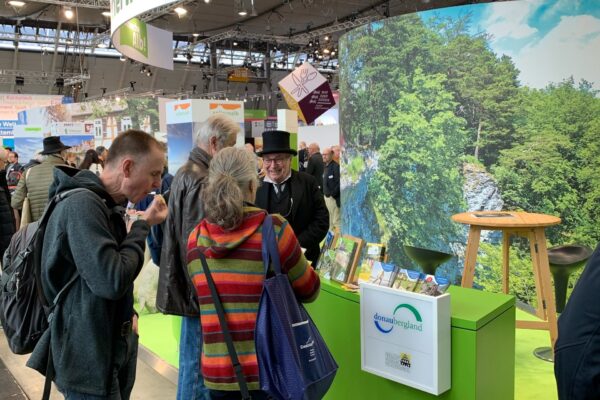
top-left (263, 156), bottom-right (289, 166)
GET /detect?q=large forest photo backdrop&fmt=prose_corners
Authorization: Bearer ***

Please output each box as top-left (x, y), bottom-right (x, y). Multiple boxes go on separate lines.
top-left (339, 0), bottom-right (600, 307)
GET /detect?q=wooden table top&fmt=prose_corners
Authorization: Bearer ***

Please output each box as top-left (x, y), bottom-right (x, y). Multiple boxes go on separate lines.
top-left (451, 211), bottom-right (561, 229)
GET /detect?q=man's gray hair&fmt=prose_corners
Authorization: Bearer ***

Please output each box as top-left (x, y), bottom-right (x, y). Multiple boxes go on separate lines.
top-left (194, 114), bottom-right (240, 148)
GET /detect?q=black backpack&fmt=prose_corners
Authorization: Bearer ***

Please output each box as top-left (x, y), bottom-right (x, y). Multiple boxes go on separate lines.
top-left (0, 188), bottom-right (87, 354)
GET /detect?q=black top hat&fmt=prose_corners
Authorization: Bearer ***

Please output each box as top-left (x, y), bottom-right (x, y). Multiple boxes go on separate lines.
top-left (40, 136), bottom-right (71, 155)
top-left (256, 130), bottom-right (297, 157)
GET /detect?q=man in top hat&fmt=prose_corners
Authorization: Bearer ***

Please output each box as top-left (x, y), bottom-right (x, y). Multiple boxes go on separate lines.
top-left (255, 130), bottom-right (329, 263)
top-left (11, 136), bottom-right (71, 224)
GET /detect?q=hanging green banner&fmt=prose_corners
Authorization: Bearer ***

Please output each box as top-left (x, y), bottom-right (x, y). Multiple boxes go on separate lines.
top-left (119, 18), bottom-right (148, 58)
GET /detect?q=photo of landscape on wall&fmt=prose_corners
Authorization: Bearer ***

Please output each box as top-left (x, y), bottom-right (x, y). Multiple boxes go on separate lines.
top-left (339, 0), bottom-right (600, 307)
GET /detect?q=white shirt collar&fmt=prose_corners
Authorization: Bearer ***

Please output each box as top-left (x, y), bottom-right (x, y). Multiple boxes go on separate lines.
top-left (263, 172), bottom-right (292, 185)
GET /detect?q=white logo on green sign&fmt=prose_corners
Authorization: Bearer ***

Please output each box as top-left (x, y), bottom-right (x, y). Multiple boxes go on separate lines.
top-left (120, 18), bottom-right (148, 58)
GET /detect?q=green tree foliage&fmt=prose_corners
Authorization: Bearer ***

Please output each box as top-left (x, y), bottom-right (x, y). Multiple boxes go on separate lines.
top-left (368, 69), bottom-right (467, 265)
top-left (434, 16), bottom-right (520, 167)
top-left (340, 15), bottom-right (442, 148)
top-left (494, 79), bottom-right (600, 246)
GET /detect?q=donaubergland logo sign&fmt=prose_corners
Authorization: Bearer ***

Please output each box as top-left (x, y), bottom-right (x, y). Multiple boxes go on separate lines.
top-left (373, 303), bottom-right (423, 334)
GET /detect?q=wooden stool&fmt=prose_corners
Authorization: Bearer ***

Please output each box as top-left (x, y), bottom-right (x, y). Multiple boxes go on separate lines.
top-left (452, 211), bottom-right (561, 348)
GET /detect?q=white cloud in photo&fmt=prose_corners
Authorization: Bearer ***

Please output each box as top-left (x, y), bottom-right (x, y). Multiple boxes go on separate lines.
top-left (543, 0), bottom-right (582, 20)
top-left (482, 0), bottom-right (543, 41)
top-left (512, 15), bottom-right (600, 89)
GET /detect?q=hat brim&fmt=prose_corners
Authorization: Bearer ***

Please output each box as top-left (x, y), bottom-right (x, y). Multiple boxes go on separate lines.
top-left (40, 145), bottom-right (71, 155)
top-left (256, 148), bottom-right (297, 157)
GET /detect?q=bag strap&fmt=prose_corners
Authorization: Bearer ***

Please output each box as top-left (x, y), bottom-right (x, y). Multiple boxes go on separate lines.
top-left (199, 253), bottom-right (251, 400)
top-left (261, 215), bottom-right (282, 276)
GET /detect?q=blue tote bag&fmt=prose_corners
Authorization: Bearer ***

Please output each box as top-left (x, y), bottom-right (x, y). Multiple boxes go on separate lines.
top-left (255, 215), bottom-right (338, 400)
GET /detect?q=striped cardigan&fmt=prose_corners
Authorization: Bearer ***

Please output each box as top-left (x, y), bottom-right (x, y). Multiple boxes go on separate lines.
top-left (187, 206), bottom-right (320, 391)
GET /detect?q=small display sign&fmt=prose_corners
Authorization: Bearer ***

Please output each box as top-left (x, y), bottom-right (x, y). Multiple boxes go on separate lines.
top-left (360, 283), bottom-right (451, 395)
top-left (278, 62), bottom-right (336, 125)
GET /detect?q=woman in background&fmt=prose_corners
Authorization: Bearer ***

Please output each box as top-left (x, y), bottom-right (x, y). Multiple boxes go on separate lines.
top-left (186, 147), bottom-right (320, 400)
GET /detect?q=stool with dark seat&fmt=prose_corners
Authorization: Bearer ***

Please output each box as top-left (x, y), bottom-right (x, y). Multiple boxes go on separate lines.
top-left (534, 244), bottom-right (593, 362)
top-left (403, 245), bottom-right (453, 275)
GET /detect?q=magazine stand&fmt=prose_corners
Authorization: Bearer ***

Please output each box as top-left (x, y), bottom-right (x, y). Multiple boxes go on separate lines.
top-left (360, 283), bottom-right (451, 395)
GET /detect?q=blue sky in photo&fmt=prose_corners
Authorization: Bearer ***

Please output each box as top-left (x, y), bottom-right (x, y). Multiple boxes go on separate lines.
top-left (420, 0), bottom-right (600, 90)
top-left (167, 122), bottom-right (195, 174)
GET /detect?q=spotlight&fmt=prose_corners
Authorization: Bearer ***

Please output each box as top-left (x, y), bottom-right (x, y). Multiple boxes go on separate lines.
top-left (115, 96), bottom-right (121, 101)
top-left (15, 76), bottom-right (24, 86)
top-left (146, 70), bottom-right (152, 77)
top-left (64, 6), bottom-right (74, 19)
top-left (204, 0), bottom-right (211, 3)
top-left (192, 33), bottom-right (200, 37)
top-left (140, 66), bottom-right (146, 74)
top-left (323, 48), bottom-right (330, 54)
top-left (308, 40), bottom-right (313, 47)
top-left (174, 7), bottom-right (187, 16)
top-left (101, 10), bottom-right (110, 17)
top-left (324, 35), bottom-right (329, 42)
top-left (55, 77), bottom-right (64, 87)
top-left (233, 41), bottom-right (238, 46)
top-left (119, 55), bottom-right (126, 61)
top-left (8, 0), bottom-right (25, 7)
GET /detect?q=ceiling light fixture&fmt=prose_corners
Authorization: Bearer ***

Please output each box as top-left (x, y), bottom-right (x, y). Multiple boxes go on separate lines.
top-left (234, 0), bottom-right (248, 16)
top-left (64, 6), bottom-right (74, 19)
top-left (101, 10), bottom-right (110, 17)
top-left (174, 7), bottom-right (187, 16)
top-left (192, 33), bottom-right (200, 37)
top-left (8, 0), bottom-right (26, 7)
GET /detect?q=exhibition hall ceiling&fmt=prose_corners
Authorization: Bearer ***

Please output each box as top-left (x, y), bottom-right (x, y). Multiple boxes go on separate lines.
top-left (0, 0), bottom-right (499, 51)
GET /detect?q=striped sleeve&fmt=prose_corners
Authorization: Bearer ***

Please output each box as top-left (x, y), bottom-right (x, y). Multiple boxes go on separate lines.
top-left (273, 215), bottom-right (320, 302)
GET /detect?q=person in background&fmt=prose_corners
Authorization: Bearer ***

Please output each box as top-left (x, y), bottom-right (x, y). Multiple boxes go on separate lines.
top-left (26, 129), bottom-right (168, 399)
top-left (0, 149), bottom-right (16, 259)
top-left (306, 142), bottom-right (324, 191)
top-left (79, 149), bottom-right (103, 175)
top-left (322, 147), bottom-right (341, 231)
top-left (5, 151), bottom-right (24, 188)
top-left (11, 136), bottom-right (70, 223)
top-left (255, 130), bottom-right (329, 263)
top-left (332, 145), bottom-right (341, 164)
top-left (96, 145), bottom-right (108, 168)
top-left (298, 141), bottom-right (308, 172)
top-left (187, 147), bottom-right (320, 399)
top-left (157, 114), bottom-right (239, 400)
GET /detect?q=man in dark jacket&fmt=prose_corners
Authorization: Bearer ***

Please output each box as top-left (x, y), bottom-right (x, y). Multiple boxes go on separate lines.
top-left (27, 130), bottom-right (167, 398)
top-left (322, 147), bottom-right (340, 231)
top-left (157, 114), bottom-right (239, 400)
top-left (555, 243), bottom-right (600, 399)
top-left (306, 142), bottom-right (324, 191)
top-left (255, 130), bottom-right (329, 263)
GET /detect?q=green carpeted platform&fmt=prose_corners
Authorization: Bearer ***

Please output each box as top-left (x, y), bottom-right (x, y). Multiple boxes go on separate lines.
top-left (137, 309), bottom-right (559, 399)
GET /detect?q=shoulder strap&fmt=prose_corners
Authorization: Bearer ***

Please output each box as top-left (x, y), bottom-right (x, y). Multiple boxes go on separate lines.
top-left (261, 215), bottom-right (282, 276)
top-left (199, 254), bottom-right (251, 400)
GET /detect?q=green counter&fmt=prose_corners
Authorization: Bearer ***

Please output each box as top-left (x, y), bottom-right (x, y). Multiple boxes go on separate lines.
top-left (305, 281), bottom-right (515, 400)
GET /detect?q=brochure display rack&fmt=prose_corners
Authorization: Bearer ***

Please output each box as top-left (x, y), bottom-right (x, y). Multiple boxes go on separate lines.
top-left (360, 283), bottom-right (451, 395)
